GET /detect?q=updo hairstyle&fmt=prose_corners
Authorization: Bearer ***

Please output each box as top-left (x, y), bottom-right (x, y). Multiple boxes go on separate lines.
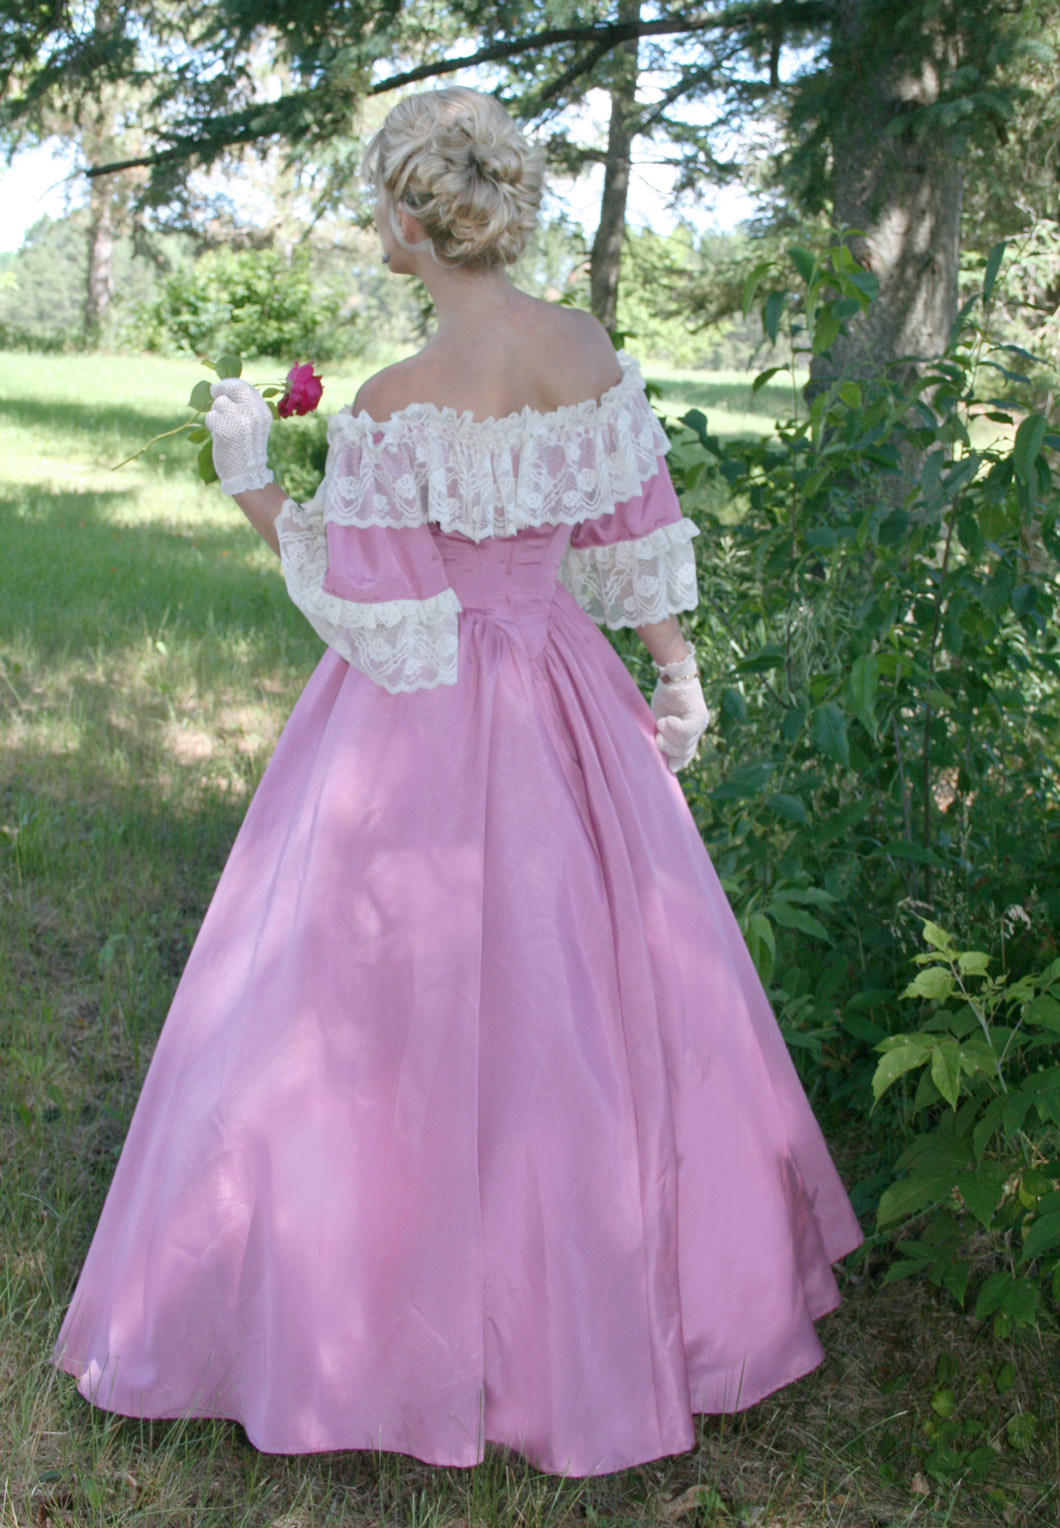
top-left (364, 87), bottom-right (544, 269)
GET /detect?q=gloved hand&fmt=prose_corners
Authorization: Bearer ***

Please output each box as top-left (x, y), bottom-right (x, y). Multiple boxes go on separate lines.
top-left (203, 379), bottom-right (275, 496)
top-left (651, 647), bottom-right (709, 774)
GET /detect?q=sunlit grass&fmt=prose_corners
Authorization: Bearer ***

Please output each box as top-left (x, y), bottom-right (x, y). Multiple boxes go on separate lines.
top-left (645, 361), bottom-right (810, 439)
top-left (1, 352), bottom-right (1054, 1527)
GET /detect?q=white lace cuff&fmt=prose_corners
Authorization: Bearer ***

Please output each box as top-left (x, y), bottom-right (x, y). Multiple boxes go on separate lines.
top-left (559, 519), bottom-right (700, 629)
top-left (220, 467), bottom-right (275, 496)
top-left (276, 499), bottom-right (462, 693)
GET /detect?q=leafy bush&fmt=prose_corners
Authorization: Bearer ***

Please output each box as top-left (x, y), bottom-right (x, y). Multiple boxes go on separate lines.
top-left (629, 240), bottom-right (1060, 1335)
top-left (137, 247), bottom-right (352, 362)
top-left (651, 242), bottom-right (1060, 1121)
top-left (872, 919), bottom-right (1060, 1331)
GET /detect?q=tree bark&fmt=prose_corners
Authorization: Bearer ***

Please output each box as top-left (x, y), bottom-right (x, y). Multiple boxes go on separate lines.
top-left (81, 1), bottom-right (121, 343)
top-left (589, 0), bottom-right (640, 332)
top-left (84, 166), bottom-right (116, 341)
top-left (812, 0), bottom-right (964, 389)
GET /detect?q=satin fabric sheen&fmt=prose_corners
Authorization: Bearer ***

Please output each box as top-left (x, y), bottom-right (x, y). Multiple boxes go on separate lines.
top-left (54, 522), bottom-right (863, 1476)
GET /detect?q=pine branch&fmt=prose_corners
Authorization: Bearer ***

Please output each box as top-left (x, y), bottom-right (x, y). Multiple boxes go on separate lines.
top-left (85, 3), bottom-right (831, 178)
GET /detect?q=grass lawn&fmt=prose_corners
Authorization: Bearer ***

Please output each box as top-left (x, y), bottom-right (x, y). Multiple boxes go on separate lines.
top-left (0, 353), bottom-right (1055, 1527)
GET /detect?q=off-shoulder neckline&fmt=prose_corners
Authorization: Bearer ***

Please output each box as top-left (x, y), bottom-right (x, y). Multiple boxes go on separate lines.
top-left (335, 349), bottom-right (642, 435)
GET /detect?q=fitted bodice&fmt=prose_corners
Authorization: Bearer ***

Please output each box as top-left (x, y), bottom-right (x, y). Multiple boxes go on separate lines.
top-left (431, 524), bottom-right (573, 655)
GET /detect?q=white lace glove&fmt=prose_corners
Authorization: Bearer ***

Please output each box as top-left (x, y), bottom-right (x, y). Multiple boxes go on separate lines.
top-left (203, 379), bottom-right (275, 496)
top-left (651, 647), bottom-right (709, 774)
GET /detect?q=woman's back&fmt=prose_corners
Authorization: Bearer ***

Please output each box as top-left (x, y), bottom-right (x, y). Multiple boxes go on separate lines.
top-left (353, 292), bottom-right (624, 424)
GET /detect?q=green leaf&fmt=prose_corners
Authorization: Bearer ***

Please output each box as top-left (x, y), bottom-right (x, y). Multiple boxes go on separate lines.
top-left (187, 428), bottom-right (209, 444)
top-left (902, 966), bottom-right (955, 1003)
top-left (847, 268), bottom-right (879, 302)
top-left (994, 1358), bottom-right (1017, 1391)
top-left (735, 644), bottom-right (785, 673)
top-left (983, 241), bottom-right (1006, 302)
top-left (1019, 1209), bottom-right (1060, 1263)
top-left (214, 352), bottom-right (243, 380)
top-left (741, 260), bottom-right (772, 317)
top-left (197, 439), bottom-right (219, 485)
top-left (787, 245), bottom-right (816, 284)
top-left (810, 702), bottom-right (849, 767)
top-left (745, 912), bottom-right (775, 985)
top-left (769, 903), bottom-right (829, 940)
top-left (752, 366), bottom-right (785, 393)
top-left (881, 1257), bottom-right (924, 1285)
top-left (1006, 1412), bottom-right (1039, 1450)
top-left (922, 922), bottom-right (956, 955)
top-left (960, 1162), bottom-right (1008, 1229)
top-left (816, 796), bottom-right (872, 843)
top-left (1013, 414), bottom-right (1047, 483)
top-left (931, 1040), bottom-right (962, 1108)
top-left (1002, 1280), bottom-right (1039, 1325)
top-left (763, 290), bottom-right (786, 344)
top-left (975, 1272), bottom-right (1013, 1321)
top-left (767, 793), bottom-right (808, 825)
top-left (878, 509), bottom-right (908, 545)
top-left (957, 950), bottom-right (991, 976)
top-left (972, 1096), bottom-right (1004, 1164)
top-left (872, 1041), bottom-right (931, 1102)
top-left (1025, 994), bottom-right (1060, 1033)
top-left (720, 687), bottom-right (748, 724)
top-left (957, 512), bottom-right (984, 558)
top-left (876, 1173), bottom-right (946, 1227)
top-left (847, 654), bottom-right (878, 736)
top-left (812, 312), bottom-right (842, 355)
top-left (188, 379), bottom-right (213, 411)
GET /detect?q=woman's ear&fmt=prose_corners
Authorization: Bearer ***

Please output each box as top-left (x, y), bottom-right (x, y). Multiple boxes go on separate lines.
top-left (395, 201), bottom-right (428, 249)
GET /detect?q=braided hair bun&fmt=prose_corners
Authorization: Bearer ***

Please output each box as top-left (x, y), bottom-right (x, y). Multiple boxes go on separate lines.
top-left (364, 87), bottom-right (544, 268)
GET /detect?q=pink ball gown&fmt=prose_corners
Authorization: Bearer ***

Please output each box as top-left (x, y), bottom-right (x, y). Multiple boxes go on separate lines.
top-left (53, 353), bottom-right (863, 1476)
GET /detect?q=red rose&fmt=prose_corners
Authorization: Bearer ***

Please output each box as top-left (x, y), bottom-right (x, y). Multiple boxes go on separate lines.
top-left (278, 363), bottom-right (324, 418)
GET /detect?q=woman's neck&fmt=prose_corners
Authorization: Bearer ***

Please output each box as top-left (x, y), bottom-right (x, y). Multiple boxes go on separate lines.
top-left (417, 262), bottom-right (524, 338)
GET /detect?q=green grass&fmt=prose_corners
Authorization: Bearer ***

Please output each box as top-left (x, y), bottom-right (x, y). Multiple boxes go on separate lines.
top-left (1, 353), bottom-right (1056, 1528)
top-left (643, 362), bottom-right (810, 439)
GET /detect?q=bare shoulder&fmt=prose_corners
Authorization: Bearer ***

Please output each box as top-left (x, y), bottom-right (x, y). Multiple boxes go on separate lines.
top-left (537, 304), bottom-right (624, 397)
top-left (351, 355), bottom-right (433, 421)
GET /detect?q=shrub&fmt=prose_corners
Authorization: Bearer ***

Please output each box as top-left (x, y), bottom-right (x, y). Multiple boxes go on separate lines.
top-left (137, 247), bottom-right (352, 362)
top-left (645, 241), bottom-right (1060, 1130)
top-left (616, 241), bottom-right (1060, 1334)
top-left (873, 920), bottom-right (1060, 1332)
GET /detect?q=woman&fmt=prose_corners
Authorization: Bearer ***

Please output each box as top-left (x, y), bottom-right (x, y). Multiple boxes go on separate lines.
top-left (53, 87), bottom-right (862, 1477)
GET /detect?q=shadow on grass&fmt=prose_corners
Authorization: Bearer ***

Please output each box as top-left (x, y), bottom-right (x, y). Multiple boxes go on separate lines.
top-left (0, 480), bottom-right (321, 674)
top-left (650, 374), bottom-right (803, 421)
top-left (3, 393), bottom-right (332, 485)
top-left (0, 394), bottom-right (209, 477)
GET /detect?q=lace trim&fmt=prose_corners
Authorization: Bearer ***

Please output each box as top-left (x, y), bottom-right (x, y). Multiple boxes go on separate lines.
top-left (222, 467), bottom-right (275, 496)
top-left (275, 499), bottom-right (461, 693)
top-left (319, 352), bottom-right (671, 542)
top-left (559, 519), bottom-right (700, 629)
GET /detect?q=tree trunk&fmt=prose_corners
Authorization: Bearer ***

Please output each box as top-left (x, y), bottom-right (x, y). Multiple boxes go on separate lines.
top-left (84, 168), bottom-right (115, 342)
top-left (81, 1), bottom-right (121, 344)
top-left (589, 0), bottom-right (640, 332)
top-left (812, 0), bottom-right (964, 389)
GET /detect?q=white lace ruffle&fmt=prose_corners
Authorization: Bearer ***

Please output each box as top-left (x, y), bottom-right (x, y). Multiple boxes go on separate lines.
top-left (559, 519), bottom-right (700, 629)
top-left (221, 467), bottom-right (275, 496)
top-left (275, 499), bottom-right (461, 693)
top-left (320, 352), bottom-right (670, 542)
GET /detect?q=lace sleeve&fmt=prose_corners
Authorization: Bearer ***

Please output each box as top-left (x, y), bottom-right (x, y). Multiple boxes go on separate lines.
top-left (560, 519), bottom-right (699, 629)
top-left (559, 457), bottom-right (700, 628)
top-left (275, 496), bottom-right (461, 694)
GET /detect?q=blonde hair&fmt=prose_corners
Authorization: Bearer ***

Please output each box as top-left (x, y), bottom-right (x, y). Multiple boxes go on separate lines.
top-left (363, 87), bottom-right (544, 269)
